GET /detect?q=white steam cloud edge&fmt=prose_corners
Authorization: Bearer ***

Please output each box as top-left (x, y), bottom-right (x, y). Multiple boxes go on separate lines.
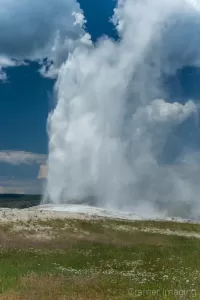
top-left (43, 0), bottom-right (200, 219)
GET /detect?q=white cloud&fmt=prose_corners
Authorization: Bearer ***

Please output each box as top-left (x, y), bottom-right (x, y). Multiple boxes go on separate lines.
top-left (133, 99), bottom-right (196, 128)
top-left (72, 12), bottom-right (86, 27)
top-left (0, 56), bottom-right (27, 81)
top-left (0, 67), bottom-right (7, 82)
top-left (0, 56), bottom-right (18, 68)
top-left (0, 0), bottom-right (91, 79)
top-left (0, 151), bottom-right (47, 165)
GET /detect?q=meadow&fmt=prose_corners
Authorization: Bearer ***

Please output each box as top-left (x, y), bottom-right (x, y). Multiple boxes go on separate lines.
top-left (0, 216), bottom-right (199, 299)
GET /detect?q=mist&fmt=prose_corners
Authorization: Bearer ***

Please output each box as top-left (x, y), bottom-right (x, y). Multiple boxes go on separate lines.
top-left (45, 0), bottom-right (200, 219)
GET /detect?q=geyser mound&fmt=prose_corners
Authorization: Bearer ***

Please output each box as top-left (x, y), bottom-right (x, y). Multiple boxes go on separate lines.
top-left (37, 203), bottom-right (145, 220)
top-left (44, 0), bottom-right (200, 220)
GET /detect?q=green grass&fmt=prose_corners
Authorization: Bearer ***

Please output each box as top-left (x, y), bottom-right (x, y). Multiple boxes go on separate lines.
top-left (0, 218), bottom-right (200, 299)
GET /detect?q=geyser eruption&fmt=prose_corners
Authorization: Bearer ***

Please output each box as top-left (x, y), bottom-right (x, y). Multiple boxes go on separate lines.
top-left (45, 0), bottom-right (200, 219)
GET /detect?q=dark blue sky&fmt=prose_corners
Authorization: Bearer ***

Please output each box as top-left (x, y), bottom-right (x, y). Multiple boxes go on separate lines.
top-left (0, 63), bottom-right (53, 153)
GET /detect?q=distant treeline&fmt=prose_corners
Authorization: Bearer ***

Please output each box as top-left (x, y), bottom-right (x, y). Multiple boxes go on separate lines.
top-left (0, 194), bottom-right (41, 209)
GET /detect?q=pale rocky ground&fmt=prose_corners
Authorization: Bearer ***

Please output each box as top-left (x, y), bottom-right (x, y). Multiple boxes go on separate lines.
top-left (0, 204), bottom-right (143, 223)
top-left (0, 207), bottom-right (96, 223)
top-left (0, 205), bottom-right (200, 241)
top-left (0, 206), bottom-right (95, 241)
top-left (0, 206), bottom-right (104, 242)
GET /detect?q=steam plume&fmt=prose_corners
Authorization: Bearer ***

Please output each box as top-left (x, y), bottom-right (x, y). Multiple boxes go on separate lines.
top-left (45, 0), bottom-right (200, 219)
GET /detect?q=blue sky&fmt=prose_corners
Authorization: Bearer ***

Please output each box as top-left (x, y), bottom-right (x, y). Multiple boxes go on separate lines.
top-left (0, 0), bottom-right (200, 194)
top-left (0, 0), bottom-right (117, 193)
top-left (0, 0), bottom-right (116, 154)
top-left (0, 63), bottom-right (53, 153)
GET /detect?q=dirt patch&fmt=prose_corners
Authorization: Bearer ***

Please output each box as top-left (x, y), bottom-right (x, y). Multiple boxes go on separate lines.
top-left (0, 273), bottom-right (106, 300)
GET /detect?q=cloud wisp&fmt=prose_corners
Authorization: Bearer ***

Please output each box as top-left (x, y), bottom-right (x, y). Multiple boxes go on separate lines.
top-left (0, 151), bottom-right (47, 194)
top-left (0, 151), bottom-right (47, 165)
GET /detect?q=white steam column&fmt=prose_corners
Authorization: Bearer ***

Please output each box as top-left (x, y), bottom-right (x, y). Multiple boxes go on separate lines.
top-left (44, 0), bottom-right (200, 219)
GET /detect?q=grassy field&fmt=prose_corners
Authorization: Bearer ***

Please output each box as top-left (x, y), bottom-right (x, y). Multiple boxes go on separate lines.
top-left (0, 217), bottom-right (199, 299)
